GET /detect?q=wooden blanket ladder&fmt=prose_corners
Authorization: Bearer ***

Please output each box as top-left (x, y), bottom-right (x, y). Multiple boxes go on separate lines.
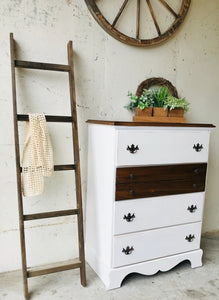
top-left (10, 33), bottom-right (86, 300)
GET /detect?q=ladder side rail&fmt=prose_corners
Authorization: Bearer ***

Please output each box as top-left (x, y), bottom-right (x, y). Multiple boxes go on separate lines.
top-left (9, 33), bottom-right (29, 300)
top-left (67, 41), bottom-right (86, 287)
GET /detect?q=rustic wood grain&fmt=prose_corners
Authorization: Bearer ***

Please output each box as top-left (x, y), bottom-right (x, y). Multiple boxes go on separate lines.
top-left (27, 259), bottom-right (81, 278)
top-left (84, 0), bottom-right (191, 47)
top-left (23, 209), bottom-right (79, 221)
top-left (67, 41), bottom-right (86, 287)
top-left (17, 114), bottom-right (73, 123)
top-left (10, 33), bottom-right (29, 300)
top-left (53, 164), bottom-right (76, 171)
top-left (116, 163), bottom-right (207, 184)
top-left (15, 60), bottom-right (70, 72)
top-left (86, 120), bottom-right (215, 128)
top-left (132, 116), bottom-right (186, 123)
top-left (116, 178), bottom-right (206, 201)
top-left (158, 0), bottom-right (178, 18)
top-left (10, 34), bottom-right (86, 299)
top-left (136, 0), bottom-right (140, 39)
top-left (112, 0), bottom-right (129, 28)
top-left (146, 0), bottom-right (161, 36)
top-left (20, 164), bottom-right (76, 173)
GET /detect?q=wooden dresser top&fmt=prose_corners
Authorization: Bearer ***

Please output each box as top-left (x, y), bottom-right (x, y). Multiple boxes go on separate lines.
top-left (86, 120), bottom-right (215, 128)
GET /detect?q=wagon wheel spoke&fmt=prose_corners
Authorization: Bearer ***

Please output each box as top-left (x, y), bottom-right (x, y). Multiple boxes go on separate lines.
top-left (158, 0), bottom-right (178, 18)
top-left (136, 0), bottom-right (140, 39)
top-left (146, 0), bottom-right (161, 36)
top-left (112, 0), bottom-right (129, 28)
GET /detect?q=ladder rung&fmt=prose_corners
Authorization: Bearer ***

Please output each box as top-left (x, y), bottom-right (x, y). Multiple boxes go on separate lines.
top-left (27, 259), bottom-right (81, 278)
top-left (54, 164), bottom-right (76, 171)
top-left (23, 209), bottom-right (79, 221)
top-left (20, 165), bottom-right (76, 173)
top-left (17, 114), bottom-right (73, 123)
top-left (15, 60), bottom-right (70, 72)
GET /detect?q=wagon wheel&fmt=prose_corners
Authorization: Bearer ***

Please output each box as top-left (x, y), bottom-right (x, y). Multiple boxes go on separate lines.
top-left (85, 0), bottom-right (191, 47)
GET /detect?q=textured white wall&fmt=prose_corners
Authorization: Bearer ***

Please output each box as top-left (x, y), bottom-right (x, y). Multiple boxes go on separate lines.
top-left (0, 0), bottom-right (218, 272)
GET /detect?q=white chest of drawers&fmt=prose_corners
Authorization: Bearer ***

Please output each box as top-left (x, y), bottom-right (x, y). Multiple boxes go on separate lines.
top-left (85, 120), bottom-right (214, 290)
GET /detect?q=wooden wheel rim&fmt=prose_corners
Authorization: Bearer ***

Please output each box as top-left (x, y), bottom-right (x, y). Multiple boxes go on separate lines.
top-left (85, 0), bottom-right (191, 47)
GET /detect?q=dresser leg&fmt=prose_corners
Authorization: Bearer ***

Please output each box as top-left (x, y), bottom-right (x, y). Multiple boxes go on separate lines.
top-left (189, 249), bottom-right (203, 268)
top-left (106, 272), bottom-right (125, 290)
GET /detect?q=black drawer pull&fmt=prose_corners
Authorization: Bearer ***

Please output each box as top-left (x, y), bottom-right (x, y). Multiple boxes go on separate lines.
top-left (185, 234), bottom-right (195, 242)
top-left (187, 205), bottom-right (197, 213)
top-left (123, 213), bottom-right (135, 222)
top-left (130, 190), bottom-right (135, 196)
top-left (193, 143), bottom-right (203, 152)
top-left (127, 144), bottom-right (139, 154)
top-left (193, 183), bottom-right (198, 189)
top-left (130, 173), bottom-right (135, 179)
top-left (194, 168), bottom-right (200, 174)
top-left (122, 246), bottom-right (134, 255)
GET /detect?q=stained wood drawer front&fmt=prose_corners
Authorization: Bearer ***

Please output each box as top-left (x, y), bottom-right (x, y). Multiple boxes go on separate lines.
top-left (114, 193), bottom-right (204, 235)
top-left (116, 179), bottom-right (206, 200)
top-left (112, 222), bottom-right (201, 268)
top-left (116, 163), bottom-right (207, 184)
top-left (116, 163), bottom-right (207, 200)
top-left (117, 130), bottom-right (210, 166)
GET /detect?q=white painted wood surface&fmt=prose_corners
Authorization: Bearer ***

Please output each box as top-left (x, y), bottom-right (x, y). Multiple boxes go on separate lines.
top-left (114, 193), bottom-right (205, 235)
top-left (86, 124), bottom-right (212, 290)
top-left (86, 248), bottom-right (203, 290)
top-left (117, 129), bottom-right (210, 166)
top-left (85, 124), bottom-right (116, 267)
top-left (112, 222), bottom-right (202, 268)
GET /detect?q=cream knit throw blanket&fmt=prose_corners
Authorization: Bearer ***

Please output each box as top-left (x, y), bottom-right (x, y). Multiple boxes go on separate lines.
top-left (22, 113), bottom-right (54, 197)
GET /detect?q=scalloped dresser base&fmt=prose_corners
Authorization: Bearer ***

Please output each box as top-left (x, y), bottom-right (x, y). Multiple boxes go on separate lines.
top-left (86, 249), bottom-right (203, 290)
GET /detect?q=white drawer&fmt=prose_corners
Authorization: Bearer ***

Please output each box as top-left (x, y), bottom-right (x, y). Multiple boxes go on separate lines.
top-left (112, 222), bottom-right (201, 268)
top-left (114, 193), bottom-right (204, 235)
top-left (117, 130), bottom-right (210, 166)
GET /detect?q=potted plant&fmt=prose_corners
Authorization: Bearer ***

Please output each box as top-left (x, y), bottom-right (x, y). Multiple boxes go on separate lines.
top-left (152, 87), bottom-right (169, 117)
top-left (126, 89), bottom-right (154, 117)
top-left (164, 96), bottom-right (189, 117)
top-left (125, 84), bottom-right (188, 123)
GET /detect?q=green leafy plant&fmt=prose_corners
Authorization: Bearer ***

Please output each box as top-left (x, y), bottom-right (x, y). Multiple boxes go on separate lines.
top-left (164, 95), bottom-right (190, 112)
top-left (125, 86), bottom-right (188, 113)
top-left (125, 89), bottom-right (154, 111)
top-left (125, 91), bottom-right (139, 110)
top-left (152, 87), bottom-right (169, 107)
